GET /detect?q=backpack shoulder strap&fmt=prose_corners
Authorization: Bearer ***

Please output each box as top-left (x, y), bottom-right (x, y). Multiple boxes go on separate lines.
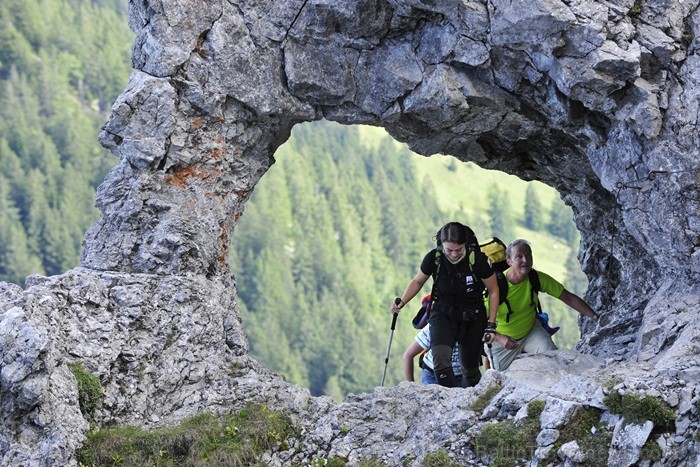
top-left (528, 269), bottom-right (543, 314)
top-left (433, 246), bottom-right (442, 277)
top-left (496, 270), bottom-right (515, 322)
top-left (504, 298), bottom-right (515, 323)
top-left (494, 270), bottom-right (508, 304)
top-left (466, 229), bottom-right (478, 269)
top-left (429, 247), bottom-right (442, 305)
top-left (528, 269), bottom-right (541, 294)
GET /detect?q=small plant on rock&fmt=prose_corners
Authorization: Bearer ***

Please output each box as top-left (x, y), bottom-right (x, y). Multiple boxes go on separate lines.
top-left (640, 438), bottom-right (663, 462)
top-left (470, 381), bottom-right (503, 412)
top-left (421, 450), bottom-right (461, 467)
top-left (630, 0), bottom-right (643, 17)
top-left (472, 400), bottom-right (544, 465)
top-left (545, 406), bottom-right (610, 467)
top-left (67, 362), bottom-right (104, 425)
top-left (603, 391), bottom-right (676, 431)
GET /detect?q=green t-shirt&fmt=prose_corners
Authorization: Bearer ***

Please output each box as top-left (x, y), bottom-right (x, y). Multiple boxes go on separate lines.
top-left (493, 269), bottom-right (564, 340)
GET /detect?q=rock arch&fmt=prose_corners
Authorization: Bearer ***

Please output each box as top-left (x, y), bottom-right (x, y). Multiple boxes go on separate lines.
top-left (90, 0), bottom-right (697, 351)
top-left (2, 0), bottom-right (699, 465)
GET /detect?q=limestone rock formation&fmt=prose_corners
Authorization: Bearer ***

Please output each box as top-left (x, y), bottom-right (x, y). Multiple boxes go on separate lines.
top-left (1, 0), bottom-right (699, 465)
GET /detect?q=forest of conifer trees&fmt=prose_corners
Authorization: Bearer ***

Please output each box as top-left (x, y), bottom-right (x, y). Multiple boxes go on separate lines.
top-left (0, 0), bottom-right (131, 284)
top-left (0, 0), bottom-right (588, 400)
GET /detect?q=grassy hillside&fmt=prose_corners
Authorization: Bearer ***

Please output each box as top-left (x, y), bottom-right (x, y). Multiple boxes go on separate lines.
top-left (358, 126), bottom-right (574, 283)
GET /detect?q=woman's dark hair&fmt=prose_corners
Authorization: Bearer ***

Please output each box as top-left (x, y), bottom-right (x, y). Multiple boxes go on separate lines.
top-left (437, 222), bottom-right (474, 245)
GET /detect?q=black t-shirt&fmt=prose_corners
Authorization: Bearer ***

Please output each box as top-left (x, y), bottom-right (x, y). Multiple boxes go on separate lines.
top-left (420, 248), bottom-right (494, 308)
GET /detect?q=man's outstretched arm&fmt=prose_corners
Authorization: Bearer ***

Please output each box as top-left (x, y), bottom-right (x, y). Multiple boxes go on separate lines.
top-left (558, 289), bottom-right (598, 320)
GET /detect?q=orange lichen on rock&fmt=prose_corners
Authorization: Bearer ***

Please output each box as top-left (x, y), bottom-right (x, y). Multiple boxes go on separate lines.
top-left (165, 166), bottom-right (222, 188)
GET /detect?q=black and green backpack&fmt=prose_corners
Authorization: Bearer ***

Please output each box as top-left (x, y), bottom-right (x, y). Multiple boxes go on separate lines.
top-left (479, 237), bottom-right (543, 323)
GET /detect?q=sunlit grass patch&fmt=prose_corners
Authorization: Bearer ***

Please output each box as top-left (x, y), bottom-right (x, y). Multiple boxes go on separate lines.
top-left (470, 381), bottom-right (503, 413)
top-left (603, 391), bottom-right (675, 431)
top-left (472, 400), bottom-right (544, 465)
top-left (77, 402), bottom-right (298, 466)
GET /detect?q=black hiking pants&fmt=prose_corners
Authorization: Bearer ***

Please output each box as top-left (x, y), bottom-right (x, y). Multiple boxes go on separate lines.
top-left (429, 303), bottom-right (486, 388)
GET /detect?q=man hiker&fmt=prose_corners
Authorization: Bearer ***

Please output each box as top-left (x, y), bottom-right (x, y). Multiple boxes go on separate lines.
top-left (483, 239), bottom-right (599, 371)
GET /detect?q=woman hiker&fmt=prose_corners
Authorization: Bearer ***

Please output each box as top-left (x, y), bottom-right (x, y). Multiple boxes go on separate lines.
top-left (390, 222), bottom-right (500, 387)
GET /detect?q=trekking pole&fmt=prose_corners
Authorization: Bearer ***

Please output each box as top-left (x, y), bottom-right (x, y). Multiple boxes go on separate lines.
top-left (486, 344), bottom-right (494, 369)
top-left (483, 329), bottom-right (495, 369)
top-left (380, 298), bottom-right (402, 387)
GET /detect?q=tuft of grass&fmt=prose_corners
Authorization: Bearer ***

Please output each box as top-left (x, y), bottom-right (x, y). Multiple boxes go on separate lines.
top-left (421, 450), bottom-right (461, 467)
top-left (229, 362), bottom-right (246, 373)
top-left (76, 402), bottom-right (298, 466)
top-left (308, 455), bottom-right (386, 466)
top-left (470, 382), bottom-right (503, 412)
top-left (603, 391), bottom-right (676, 431)
top-left (640, 438), bottom-right (663, 462)
top-left (67, 362), bottom-right (104, 424)
top-left (545, 406), bottom-right (610, 466)
top-left (472, 400), bottom-right (543, 465)
top-left (630, 0), bottom-right (642, 17)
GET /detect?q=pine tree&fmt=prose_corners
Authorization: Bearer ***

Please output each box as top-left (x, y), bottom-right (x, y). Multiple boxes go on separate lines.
top-left (524, 184), bottom-right (543, 230)
top-left (487, 183), bottom-right (516, 242)
top-left (547, 199), bottom-right (577, 243)
top-left (0, 176), bottom-right (44, 283)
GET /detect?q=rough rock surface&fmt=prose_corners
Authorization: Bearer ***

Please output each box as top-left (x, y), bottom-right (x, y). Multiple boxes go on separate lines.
top-left (1, 0), bottom-right (699, 465)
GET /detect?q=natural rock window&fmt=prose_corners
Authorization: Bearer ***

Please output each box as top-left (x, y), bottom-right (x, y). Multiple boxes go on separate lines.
top-left (232, 120), bottom-right (589, 398)
top-left (2, 1), bottom-right (698, 465)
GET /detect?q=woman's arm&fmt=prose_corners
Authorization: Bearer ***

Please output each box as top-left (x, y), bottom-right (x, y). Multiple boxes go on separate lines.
top-left (391, 269), bottom-right (430, 313)
top-left (482, 273), bottom-right (500, 324)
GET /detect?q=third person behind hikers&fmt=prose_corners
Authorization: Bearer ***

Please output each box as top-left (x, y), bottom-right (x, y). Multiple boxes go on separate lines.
top-left (390, 222), bottom-right (499, 388)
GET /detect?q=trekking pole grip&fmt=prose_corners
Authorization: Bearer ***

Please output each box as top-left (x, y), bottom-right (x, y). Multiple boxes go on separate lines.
top-left (391, 298), bottom-right (401, 330)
